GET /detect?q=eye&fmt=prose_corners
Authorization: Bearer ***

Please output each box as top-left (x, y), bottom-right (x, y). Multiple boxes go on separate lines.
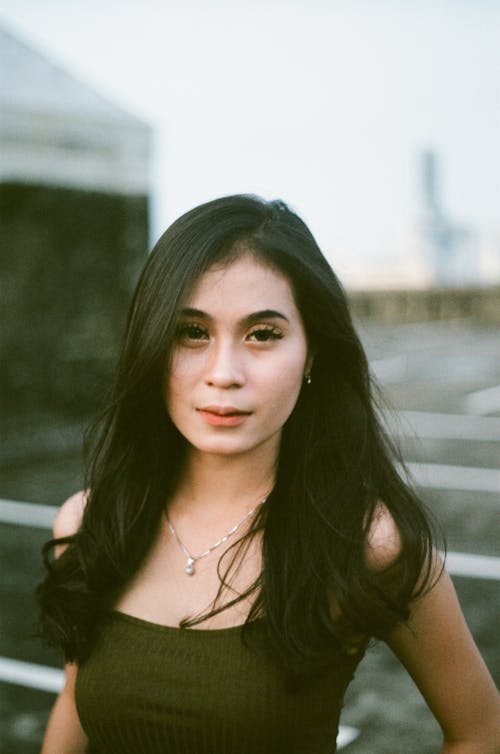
top-left (177, 323), bottom-right (209, 342)
top-left (247, 326), bottom-right (283, 343)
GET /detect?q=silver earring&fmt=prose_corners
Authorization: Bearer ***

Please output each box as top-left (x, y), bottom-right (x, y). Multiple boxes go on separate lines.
top-left (305, 373), bottom-right (312, 385)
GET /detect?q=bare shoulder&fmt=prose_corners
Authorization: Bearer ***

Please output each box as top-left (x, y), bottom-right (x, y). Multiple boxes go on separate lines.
top-left (364, 501), bottom-right (402, 572)
top-left (53, 490), bottom-right (88, 540)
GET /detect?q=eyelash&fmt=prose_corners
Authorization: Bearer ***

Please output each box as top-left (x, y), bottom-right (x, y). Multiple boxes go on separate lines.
top-left (177, 324), bottom-right (208, 341)
top-left (176, 324), bottom-right (283, 344)
top-left (247, 326), bottom-right (283, 343)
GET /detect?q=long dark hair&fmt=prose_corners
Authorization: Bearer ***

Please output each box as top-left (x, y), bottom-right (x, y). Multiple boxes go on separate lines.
top-left (37, 194), bottom-right (440, 670)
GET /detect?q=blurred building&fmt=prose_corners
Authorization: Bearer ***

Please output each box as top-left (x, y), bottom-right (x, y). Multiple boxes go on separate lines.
top-left (0, 26), bottom-right (151, 459)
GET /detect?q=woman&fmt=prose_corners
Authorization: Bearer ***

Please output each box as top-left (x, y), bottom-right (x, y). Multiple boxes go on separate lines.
top-left (38, 195), bottom-right (499, 753)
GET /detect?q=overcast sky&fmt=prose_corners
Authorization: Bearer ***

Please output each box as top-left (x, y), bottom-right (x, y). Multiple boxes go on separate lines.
top-left (1, 0), bottom-right (499, 285)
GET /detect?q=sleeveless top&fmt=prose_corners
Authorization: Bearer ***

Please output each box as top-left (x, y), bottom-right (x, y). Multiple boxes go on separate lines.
top-left (75, 611), bottom-right (364, 754)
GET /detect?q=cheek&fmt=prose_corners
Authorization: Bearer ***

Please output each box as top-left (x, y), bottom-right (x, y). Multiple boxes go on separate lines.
top-left (166, 351), bottom-right (203, 396)
top-left (169, 349), bottom-right (200, 380)
top-left (261, 352), bottom-right (306, 413)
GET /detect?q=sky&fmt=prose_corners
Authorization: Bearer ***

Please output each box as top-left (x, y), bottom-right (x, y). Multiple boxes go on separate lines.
top-left (1, 0), bottom-right (499, 287)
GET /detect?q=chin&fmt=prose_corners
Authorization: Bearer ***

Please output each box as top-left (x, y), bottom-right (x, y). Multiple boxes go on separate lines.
top-left (186, 432), bottom-right (259, 457)
top-left (196, 442), bottom-right (251, 457)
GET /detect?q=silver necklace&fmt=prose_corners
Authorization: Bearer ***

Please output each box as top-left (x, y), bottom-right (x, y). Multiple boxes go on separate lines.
top-left (166, 496), bottom-right (267, 576)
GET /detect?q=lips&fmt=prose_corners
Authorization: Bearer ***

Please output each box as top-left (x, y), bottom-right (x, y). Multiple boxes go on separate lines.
top-left (198, 405), bottom-right (251, 416)
top-left (197, 405), bottom-right (252, 427)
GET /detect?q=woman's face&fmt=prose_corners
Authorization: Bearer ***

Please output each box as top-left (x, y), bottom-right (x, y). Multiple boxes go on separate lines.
top-left (165, 254), bottom-right (312, 460)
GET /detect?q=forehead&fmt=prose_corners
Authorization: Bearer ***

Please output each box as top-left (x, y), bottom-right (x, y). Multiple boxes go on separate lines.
top-left (185, 255), bottom-right (298, 314)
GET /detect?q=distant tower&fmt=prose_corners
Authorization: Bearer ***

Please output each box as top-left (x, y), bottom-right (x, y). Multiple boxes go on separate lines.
top-left (419, 150), bottom-right (454, 286)
top-left (421, 150), bottom-right (439, 213)
top-left (417, 150), bottom-right (476, 287)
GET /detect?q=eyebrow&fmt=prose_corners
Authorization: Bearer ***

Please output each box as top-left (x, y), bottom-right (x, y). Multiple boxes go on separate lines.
top-left (179, 307), bottom-right (289, 325)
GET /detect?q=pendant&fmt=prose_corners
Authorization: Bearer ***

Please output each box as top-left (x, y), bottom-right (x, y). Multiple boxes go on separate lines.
top-left (185, 557), bottom-right (195, 576)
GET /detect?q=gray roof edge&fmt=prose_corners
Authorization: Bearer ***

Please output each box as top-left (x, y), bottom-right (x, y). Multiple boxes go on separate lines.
top-left (0, 23), bottom-right (152, 131)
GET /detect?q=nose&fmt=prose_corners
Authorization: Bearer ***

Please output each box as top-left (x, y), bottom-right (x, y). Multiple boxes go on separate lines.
top-left (204, 340), bottom-right (245, 389)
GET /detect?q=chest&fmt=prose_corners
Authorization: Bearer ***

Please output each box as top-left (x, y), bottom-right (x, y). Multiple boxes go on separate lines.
top-left (115, 516), bottom-right (263, 629)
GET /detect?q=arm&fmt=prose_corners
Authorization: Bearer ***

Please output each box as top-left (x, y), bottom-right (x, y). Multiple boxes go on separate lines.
top-left (41, 663), bottom-right (88, 754)
top-left (40, 492), bottom-right (89, 753)
top-left (387, 567), bottom-right (500, 754)
top-left (366, 506), bottom-right (500, 753)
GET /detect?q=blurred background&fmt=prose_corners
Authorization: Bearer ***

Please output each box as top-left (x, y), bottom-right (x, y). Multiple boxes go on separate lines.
top-left (0, 1), bottom-right (499, 752)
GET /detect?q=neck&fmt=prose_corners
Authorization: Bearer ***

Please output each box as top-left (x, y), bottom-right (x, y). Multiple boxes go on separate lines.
top-left (169, 444), bottom-right (276, 521)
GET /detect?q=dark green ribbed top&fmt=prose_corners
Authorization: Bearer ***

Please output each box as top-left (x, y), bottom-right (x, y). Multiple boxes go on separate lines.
top-left (75, 611), bottom-right (363, 754)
